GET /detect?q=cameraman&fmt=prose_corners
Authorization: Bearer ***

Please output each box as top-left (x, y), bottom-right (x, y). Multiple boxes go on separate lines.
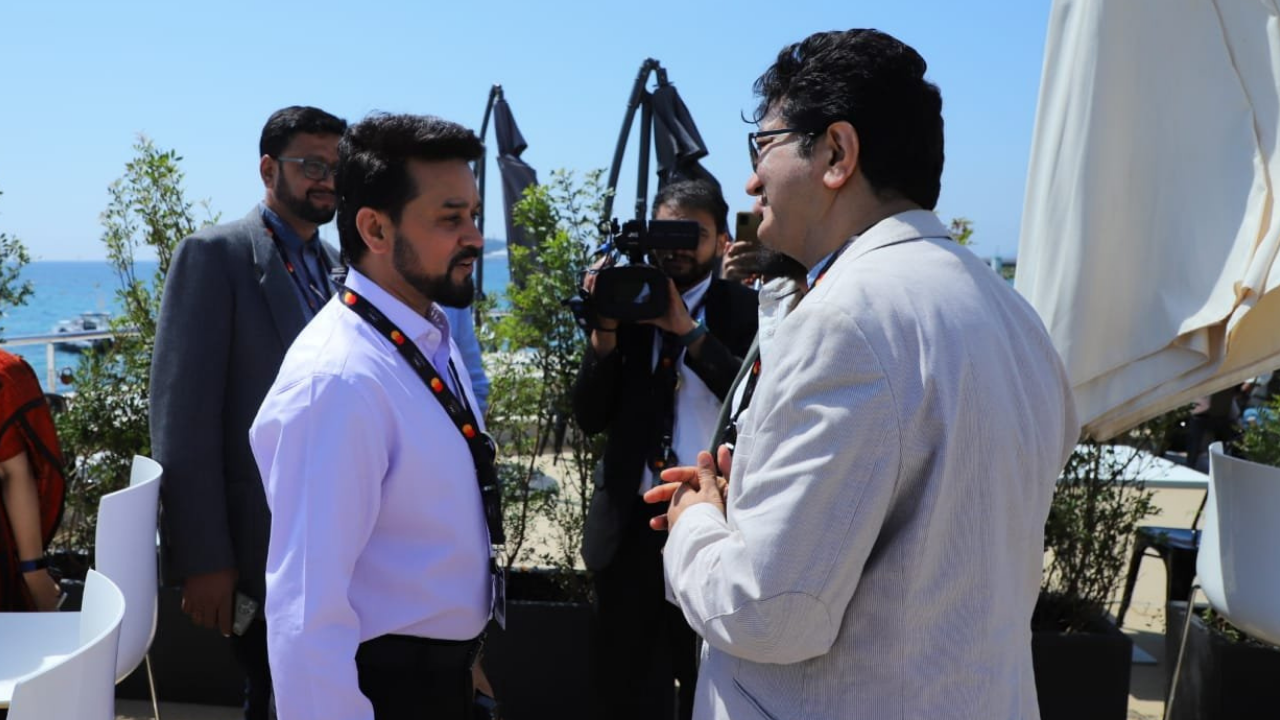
top-left (573, 179), bottom-right (757, 720)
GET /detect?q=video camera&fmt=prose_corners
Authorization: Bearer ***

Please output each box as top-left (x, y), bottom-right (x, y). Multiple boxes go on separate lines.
top-left (566, 218), bottom-right (699, 326)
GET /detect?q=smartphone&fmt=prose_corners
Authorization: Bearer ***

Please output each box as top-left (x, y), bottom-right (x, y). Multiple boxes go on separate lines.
top-left (735, 211), bottom-right (762, 246)
top-left (232, 591), bottom-right (261, 636)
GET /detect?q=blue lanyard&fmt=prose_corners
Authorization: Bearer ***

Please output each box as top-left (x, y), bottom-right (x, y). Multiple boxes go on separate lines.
top-left (262, 215), bottom-right (332, 312)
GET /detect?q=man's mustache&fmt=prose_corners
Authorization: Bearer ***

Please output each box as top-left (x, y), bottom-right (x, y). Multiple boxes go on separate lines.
top-left (449, 247), bottom-right (482, 267)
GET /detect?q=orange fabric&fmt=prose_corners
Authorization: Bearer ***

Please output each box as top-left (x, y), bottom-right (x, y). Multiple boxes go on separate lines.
top-left (0, 350), bottom-right (66, 611)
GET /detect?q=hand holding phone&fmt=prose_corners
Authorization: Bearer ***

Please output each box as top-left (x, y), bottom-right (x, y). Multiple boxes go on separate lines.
top-left (734, 211), bottom-right (761, 246)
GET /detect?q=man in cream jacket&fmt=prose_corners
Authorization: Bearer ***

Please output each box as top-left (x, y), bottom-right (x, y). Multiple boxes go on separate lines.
top-left (647, 29), bottom-right (1079, 720)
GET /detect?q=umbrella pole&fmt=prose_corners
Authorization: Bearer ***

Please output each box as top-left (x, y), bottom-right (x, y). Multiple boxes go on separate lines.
top-left (474, 84), bottom-right (503, 325)
top-left (604, 58), bottom-right (661, 222)
top-left (636, 99), bottom-right (653, 221)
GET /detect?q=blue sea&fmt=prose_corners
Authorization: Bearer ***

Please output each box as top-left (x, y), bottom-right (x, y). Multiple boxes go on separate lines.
top-left (0, 242), bottom-right (510, 392)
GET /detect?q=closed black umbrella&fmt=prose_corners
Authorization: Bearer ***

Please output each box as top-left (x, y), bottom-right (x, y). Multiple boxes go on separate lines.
top-left (650, 83), bottom-right (717, 189)
top-left (493, 97), bottom-right (539, 256)
top-left (477, 85), bottom-right (540, 293)
top-left (604, 59), bottom-right (718, 223)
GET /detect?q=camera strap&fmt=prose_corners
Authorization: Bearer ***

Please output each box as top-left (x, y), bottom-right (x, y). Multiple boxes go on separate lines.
top-left (648, 296), bottom-right (707, 475)
top-left (336, 286), bottom-right (506, 549)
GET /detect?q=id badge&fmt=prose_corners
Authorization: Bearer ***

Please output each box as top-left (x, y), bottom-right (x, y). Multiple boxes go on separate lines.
top-left (492, 561), bottom-right (507, 630)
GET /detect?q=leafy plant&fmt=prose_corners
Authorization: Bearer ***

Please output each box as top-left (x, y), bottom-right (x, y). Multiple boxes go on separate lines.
top-left (1037, 413), bottom-right (1184, 632)
top-left (52, 136), bottom-right (215, 562)
top-left (481, 169), bottom-right (607, 599)
top-left (0, 190), bottom-right (34, 339)
top-left (1238, 395), bottom-right (1280, 468)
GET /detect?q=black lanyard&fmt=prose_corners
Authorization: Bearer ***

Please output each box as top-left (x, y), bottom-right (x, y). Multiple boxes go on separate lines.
top-left (731, 354), bottom-right (762, 429)
top-left (647, 294), bottom-right (708, 473)
top-left (263, 215), bottom-right (332, 313)
top-left (338, 285), bottom-right (505, 546)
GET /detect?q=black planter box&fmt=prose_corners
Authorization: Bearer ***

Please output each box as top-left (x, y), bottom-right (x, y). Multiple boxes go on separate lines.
top-left (1166, 601), bottom-right (1280, 720)
top-left (482, 568), bottom-right (594, 720)
top-left (1032, 622), bottom-right (1133, 720)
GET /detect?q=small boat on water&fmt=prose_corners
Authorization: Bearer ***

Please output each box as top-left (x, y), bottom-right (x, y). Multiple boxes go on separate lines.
top-left (52, 311), bottom-right (113, 353)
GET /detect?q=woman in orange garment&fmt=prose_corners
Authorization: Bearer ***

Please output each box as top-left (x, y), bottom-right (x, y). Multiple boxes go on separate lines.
top-left (0, 350), bottom-right (65, 612)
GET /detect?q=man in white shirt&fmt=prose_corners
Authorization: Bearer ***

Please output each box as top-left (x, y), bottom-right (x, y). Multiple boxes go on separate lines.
top-left (646, 30), bottom-right (1079, 719)
top-left (250, 113), bottom-right (495, 720)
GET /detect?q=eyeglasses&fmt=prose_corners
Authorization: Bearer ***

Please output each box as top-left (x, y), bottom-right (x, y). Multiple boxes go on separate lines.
top-left (276, 156), bottom-right (339, 181)
top-left (748, 128), bottom-right (818, 169)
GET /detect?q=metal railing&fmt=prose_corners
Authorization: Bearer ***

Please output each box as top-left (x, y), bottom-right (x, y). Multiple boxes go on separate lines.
top-left (0, 329), bottom-right (128, 389)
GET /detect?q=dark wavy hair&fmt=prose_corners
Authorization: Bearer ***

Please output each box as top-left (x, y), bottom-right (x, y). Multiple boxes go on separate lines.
top-left (258, 106), bottom-right (347, 158)
top-left (753, 29), bottom-right (944, 209)
top-left (652, 179), bottom-right (729, 234)
top-left (336, 113), bottom-right (483, 263)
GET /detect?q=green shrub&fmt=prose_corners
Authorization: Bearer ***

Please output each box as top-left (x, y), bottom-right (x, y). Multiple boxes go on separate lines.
top-left (481, 169), bottom-right (607, 599)
top-left (1038, 411), bottom-right (1185, 632)
top-left (52, 137), bottom-right (215, 562)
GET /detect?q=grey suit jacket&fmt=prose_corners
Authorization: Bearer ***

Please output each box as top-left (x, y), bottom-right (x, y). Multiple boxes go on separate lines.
top-left (150, 207), bottom-right (339, 602)
top-left (663, 211), bottom-right (1079, 720)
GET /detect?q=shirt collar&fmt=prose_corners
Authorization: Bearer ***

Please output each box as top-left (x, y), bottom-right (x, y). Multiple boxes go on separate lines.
top-left (680, 273), bottom-right (712, 315)
top-left (260, 203), bottom-right (317, 254)
top-left (806, 251), bottom-right (835, 289)
top-left (343, 268), bottom-right (451, 357)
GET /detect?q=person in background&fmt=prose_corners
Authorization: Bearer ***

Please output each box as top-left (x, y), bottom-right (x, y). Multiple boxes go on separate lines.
top-left (574, 179), bottom-right (757, 720)
top-left (0, 350), bottom-right (65, 613)
top-left (441, 306), bottom-right (490, 414)
top-left (150, 105), bottom-right (347, 720)
top-left (1186, 386), bottom-right (1241, 470)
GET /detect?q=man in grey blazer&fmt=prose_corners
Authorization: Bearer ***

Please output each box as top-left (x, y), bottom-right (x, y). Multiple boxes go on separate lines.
top-left (647, 30), bottom-right (1079, 719)
top-left (150, 105), bottom-right (346, 720)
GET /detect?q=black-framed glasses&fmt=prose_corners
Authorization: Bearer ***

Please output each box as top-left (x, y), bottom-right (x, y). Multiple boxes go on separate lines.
top-left (276, 156), bottom-right (339, 181)
top-left (748, 128), bottom-right (818, 169)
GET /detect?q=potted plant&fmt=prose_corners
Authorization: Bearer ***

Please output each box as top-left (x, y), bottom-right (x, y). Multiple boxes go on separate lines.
top-left (1165, 391), bottom-right (1280, 719)
top-left (1031, 414), bottom-right (1176, 720)
top-left (478, 169), bottom-right (606, 720)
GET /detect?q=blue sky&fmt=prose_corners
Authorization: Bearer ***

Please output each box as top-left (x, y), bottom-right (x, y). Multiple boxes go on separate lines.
top-left (0, 0), bottom-right (1050, 261)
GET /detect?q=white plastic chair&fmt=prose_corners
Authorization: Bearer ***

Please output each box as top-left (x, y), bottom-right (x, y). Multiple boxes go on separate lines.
top-left (1, 569), bottom-right (125, 720)
top-left (94, 454), bottom-right (163, 717)
top-left (1165, 442), bottom-right (1280, 717)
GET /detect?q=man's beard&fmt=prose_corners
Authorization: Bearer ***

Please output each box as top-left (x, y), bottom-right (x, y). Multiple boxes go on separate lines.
top-left (392, 230), bottom-right (478, 309)
top-left (276, 175), bottom-right (336, 225)
top-left (656, 252), bottom-right (716, 290)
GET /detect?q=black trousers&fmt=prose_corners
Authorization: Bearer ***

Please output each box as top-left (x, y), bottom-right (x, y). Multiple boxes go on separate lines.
top-left (355, 634), bottom-right (479, 720)
top-left (229, 617), bottom-right (273, 720)
top-left (593, 496), bottom-right (698, 720)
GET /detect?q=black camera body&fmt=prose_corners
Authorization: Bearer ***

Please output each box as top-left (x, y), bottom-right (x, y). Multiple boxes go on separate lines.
top-left (568, 218), bottom-right (699, 325)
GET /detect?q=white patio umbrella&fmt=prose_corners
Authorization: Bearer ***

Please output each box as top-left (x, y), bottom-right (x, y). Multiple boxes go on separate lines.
top-left (1017, 0), bottom-right (1280, 440)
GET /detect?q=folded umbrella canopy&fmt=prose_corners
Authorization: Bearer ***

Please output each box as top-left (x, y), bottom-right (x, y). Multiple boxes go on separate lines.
top-left (494, 96), bottom-right (539, 256)
top-left (1017, 0), bottom-right (1280, 440)
top-left (649, 83), bottom-right (717, 189)
top-left (604, 59), bottom-right (719, 223)
top-left (477, 85), bottom-right (539, 291)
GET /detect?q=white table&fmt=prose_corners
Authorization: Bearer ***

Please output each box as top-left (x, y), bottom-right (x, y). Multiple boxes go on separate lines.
top-left (1064, 444), bottom-right (1209, 490)
top-left (0, 611), bottom-right (81, 708)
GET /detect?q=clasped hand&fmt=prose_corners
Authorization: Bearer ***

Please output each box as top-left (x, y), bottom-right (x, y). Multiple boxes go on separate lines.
top-left (643, 445), bottom-right (732, 531)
